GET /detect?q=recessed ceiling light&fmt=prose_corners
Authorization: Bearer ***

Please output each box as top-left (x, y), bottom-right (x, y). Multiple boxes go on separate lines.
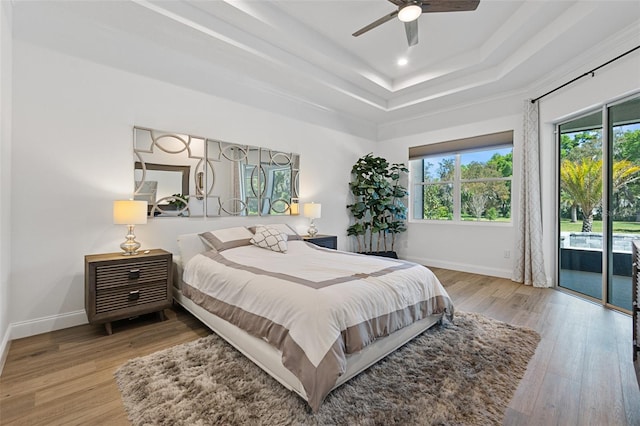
top-left (397, 58), bottom-right (408, 66)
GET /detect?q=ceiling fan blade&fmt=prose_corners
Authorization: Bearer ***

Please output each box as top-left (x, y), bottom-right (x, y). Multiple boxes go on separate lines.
top-left (404, 20), bottom-right (419, 46)
top-left (386, 0), bottom-right (404, 5)
top-left (352, 10), bottom-right (399, 37)
top-left (421, 0), bottom-right (480, 13)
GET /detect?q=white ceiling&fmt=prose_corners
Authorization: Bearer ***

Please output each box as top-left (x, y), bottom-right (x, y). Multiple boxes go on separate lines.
top-left (11, 0), bottom-right (640, 139)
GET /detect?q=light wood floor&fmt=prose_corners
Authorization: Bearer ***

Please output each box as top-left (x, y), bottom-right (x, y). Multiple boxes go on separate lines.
top-left (1, 269), bottom-right (639, 425)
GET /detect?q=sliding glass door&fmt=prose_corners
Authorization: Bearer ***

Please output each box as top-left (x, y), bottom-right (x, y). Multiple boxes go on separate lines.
top-left (558, 94), bottom-right (640, 312)
top-left (607, 97), bottom-right (640, 310)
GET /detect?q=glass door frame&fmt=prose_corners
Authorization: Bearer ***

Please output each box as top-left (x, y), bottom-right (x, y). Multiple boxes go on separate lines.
top-left (555, 91), bottom-right (640, 315)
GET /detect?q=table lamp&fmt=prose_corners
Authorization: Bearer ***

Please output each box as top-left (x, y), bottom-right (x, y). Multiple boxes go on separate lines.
top-left (113, 200), bottom-right (148, 255)
top-left (290, 201), bottom-right (299, 215)
top-left (303, 202), bottom-right (321, 237)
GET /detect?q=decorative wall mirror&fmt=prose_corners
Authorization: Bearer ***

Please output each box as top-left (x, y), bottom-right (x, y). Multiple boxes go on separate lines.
top-left (133, 127), bottom-right (300, 218)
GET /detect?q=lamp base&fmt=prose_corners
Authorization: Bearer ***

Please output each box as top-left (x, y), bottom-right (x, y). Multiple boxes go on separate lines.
top-left (120, 225), bottom-right (141, 255)
top-left (307, 221), bottom-right (318, 237)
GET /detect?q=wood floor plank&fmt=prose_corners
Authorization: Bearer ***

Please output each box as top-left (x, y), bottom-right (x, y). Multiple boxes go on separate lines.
top-left (0, 392), bottom-right (35, 424)
top-left (507, 331), bottom-right (554, 416)
top-left (1, 269), bottom-right (639, 425)
top-left (545, 320), bottom-right (587, 381)
top-left (530, 372), bottom-right (582, 426)
top-left (2, 361), bottom-right (97, 397)
top-left (617, 338), bottom-right (640, 426)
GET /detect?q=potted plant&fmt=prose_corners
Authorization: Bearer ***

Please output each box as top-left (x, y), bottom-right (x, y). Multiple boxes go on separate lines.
top-left (347, 153), bottom-right (408, 258)
top-left (168, 194), bottom-right (190, 216)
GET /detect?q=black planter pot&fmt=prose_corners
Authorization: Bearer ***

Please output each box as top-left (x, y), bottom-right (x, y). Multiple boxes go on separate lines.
top-left (360, 251), bottom-right (398, 259)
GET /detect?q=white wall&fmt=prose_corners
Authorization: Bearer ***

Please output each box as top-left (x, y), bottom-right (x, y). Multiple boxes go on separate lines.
top-left (0, 1), bottom-right (12, 373)
top-left (375, 52), bottom-right (640, 282)
top-left (9, 40), bottom-right (373, 338)
top-left (377, 106), bottom-right (522, 278)
top-left (538, 53), bottom-right (640, 284)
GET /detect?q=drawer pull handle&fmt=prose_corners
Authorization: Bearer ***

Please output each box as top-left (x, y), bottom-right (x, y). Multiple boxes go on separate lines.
top-left (128, 269), bottom-right (140, 279)
top-left (128, 290), bottom-right (140, 301)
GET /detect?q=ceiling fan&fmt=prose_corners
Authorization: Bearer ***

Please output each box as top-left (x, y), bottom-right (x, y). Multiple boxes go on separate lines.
top-left (352, 0), bottom-right (480, 46)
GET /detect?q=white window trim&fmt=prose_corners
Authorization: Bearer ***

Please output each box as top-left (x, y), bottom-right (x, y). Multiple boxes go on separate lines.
top-left (410, 150), bottom-right (513, 225)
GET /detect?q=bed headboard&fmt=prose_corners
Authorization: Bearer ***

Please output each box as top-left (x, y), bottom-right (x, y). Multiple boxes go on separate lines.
top-left (177, 233), bottom-right (209, 266)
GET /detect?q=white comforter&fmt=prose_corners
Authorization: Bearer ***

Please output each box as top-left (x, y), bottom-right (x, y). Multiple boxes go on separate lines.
top-left (182, 241), bottom-right (453, 411)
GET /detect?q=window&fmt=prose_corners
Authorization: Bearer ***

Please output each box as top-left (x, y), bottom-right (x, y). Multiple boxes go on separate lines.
top-left (241, 164), bottom-right (293, 215)
top-left (409, 131), bottom-right (513, 222)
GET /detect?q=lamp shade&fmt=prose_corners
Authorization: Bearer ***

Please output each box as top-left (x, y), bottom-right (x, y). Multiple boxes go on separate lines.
top-left (303, 203), bottom-right (321, 219)
top-left (113, 200), bottom-right (148, 225)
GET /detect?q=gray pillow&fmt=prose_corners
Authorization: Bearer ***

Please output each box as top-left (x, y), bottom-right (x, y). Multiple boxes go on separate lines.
top-left (199, 226), bottom-right (254, 252)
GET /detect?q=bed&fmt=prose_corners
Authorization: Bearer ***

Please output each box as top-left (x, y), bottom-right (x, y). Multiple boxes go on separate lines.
top-left (173, 226), bottom-right (454, 412)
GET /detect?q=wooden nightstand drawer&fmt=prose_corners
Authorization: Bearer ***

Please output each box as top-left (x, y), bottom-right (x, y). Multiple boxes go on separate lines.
top-left (85, 249), bottom-right (172, 335)
top-left (95, 259), bottom-right (168, 290)
top-left (96, 283), bottom-right (168, 314)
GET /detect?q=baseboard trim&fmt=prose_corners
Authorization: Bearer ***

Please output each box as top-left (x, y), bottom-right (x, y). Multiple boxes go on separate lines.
top-left (0, 327), bottom-right (10, 376)
top-left (10, 310), bottom-right (87, 340)
top-left (403, 256), bottom-right (512, 279)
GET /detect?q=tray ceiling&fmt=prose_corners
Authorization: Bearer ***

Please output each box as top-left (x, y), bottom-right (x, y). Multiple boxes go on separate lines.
top-left (12, 0), bottom-right (640, 139)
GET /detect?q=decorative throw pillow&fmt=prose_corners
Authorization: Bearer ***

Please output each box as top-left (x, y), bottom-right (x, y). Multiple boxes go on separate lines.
top-left (199, 227), bottom-right (254, 252)
top-left (250, 226), bottom-right (288, 253)
top-left (247, 223), bottom-right (302, 241)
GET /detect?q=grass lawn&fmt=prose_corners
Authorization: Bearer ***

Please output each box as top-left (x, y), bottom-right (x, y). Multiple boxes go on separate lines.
top-left (460, 215), bottom-right (511, 222)
top-left (560, 219), bottom-right (640, 233)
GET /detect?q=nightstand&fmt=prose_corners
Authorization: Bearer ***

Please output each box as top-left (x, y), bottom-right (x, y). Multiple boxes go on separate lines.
top-left (85, 249), bottom-right (172, 335)
top-left (303, 235), bottom-right (337, 250)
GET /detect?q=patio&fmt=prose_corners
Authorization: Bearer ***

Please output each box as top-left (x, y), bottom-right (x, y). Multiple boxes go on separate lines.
top-left (559, 268), bottom-right (632, 311)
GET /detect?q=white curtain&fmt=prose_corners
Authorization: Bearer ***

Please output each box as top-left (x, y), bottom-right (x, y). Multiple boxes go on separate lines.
top-left (513, 100), bottom-right (549, 287)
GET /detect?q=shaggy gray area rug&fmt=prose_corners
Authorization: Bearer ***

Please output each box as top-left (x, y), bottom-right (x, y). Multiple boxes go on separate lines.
top-left (115, 312), bottom-right (540, 425)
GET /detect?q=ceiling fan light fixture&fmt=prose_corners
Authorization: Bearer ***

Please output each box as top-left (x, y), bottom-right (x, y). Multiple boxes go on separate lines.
top-left (398, 4), bottom-right (422, 22)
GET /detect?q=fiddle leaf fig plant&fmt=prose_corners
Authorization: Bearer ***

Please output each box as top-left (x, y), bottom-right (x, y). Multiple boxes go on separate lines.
top-left (347, 153), bottom-right (408, 255)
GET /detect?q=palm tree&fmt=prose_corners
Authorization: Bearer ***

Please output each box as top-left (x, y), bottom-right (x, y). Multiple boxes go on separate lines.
top-left (559, 190), bottom-right (578, 222)
top-left (560, 159), bottom-right (640, 232)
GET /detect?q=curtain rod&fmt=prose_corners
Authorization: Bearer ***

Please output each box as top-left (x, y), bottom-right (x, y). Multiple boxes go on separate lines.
top-left (531, 45), bottom-right (640, 104)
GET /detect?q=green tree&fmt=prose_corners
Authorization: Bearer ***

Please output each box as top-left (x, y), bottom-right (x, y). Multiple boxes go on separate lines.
top-left (423, 185), bottom-right (441, 219)
top-left (487, 152), bottom-right (513, 177)
top-left (614, 129), bottom-right (640, 161)
top-left (560, 158), bottom-right (640, 232)
top-left (461, 161), bottom-right (510, 220)
top-left (560, 134), bottom-right (579, 159)
top-left (438, 157), bottom-right (455, 180)
top-left (563, 130), bottom-right (602, 162)
top-left (467, 192), bottom-right (488, 220)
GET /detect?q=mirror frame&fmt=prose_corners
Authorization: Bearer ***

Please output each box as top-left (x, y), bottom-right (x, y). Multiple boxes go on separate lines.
top-left (133, 126), bottom-right (300, 218)
top-left (134, 162), bottom-right (190, 195)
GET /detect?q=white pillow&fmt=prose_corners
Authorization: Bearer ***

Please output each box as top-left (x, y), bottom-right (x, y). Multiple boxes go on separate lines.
top-left (199, 226), bottom-right (254, 252)
top-left (250, 226), bottom-right (288, 253)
